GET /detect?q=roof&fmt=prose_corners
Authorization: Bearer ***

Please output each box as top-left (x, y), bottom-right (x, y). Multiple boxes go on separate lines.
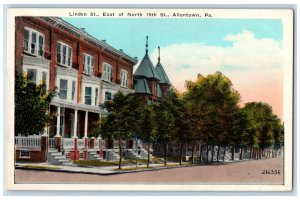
top-left (40, 17), bottom-right (138, 65)
top-left (155, 62), bottom-right (171, 85)
top-left (134, 54), bottom-right (160, 80)
top-left (134, 78), bottom-right (151, 94)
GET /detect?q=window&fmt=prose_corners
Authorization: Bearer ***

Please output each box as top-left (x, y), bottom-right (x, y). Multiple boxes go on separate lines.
top-left (59, 79), bottom-right (68, 99)
top-left (42, 72), bottom-right (47, 84)
top-left (102, 63), bottom-right (112, 82)
top-left (71, 81), bottom-right (76, 101)
top-left (27, 69), bottom-right (37, 83)
top-left (105, 91), bottom-right (112, 102)
top-left (23, 28), bottom-right (44, 57)
top-left (20, 150), bottom-right (30, 158)
top-left (95, 88), bottom-right (98, 106)
top-left (57, 42), bottom-right (72, 67)
top-left (85, 87), bottom-right (92, 105)
top-left (120, 70), bottom-right (128, 87)
top-left (153, 83), bottom-right (157, 95)
top-left (83, 54), bottom-right (94, 75)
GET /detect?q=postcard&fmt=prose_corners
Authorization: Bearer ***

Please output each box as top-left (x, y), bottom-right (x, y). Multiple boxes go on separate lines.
top-left (5, 7), bottom-right (293, 191)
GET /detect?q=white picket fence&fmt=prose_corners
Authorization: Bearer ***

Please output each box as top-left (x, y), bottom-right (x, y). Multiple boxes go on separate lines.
top-left (15, 136), bottom-right (41, 149)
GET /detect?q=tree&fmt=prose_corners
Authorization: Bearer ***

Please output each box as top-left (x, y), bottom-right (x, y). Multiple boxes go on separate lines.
top-left (138, 105), bottom-right (156, 168)
top-left (153, 91), bottom-right (176, 166)
top-left (185, 72), bottom-right (241, 162)
top-left (15, 71), bottom-right (56, 136)
top-left (243, 102), bottom-right (280, 159)
top-left (98, 92), bottom-right (144, 169)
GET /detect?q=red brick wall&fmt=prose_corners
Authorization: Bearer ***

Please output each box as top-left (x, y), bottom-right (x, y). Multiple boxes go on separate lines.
top-left (16, 150), bottom-right (47, 162)
top-left (15, 16), bottom-right (136, 91)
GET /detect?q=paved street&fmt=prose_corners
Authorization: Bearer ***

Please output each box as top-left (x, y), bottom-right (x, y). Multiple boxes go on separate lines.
top-left (15, 157), bottom-right (283, 184)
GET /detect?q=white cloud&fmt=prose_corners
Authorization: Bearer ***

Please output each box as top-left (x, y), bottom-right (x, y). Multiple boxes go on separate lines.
top-left (148, 30), bottom-right (283, 118)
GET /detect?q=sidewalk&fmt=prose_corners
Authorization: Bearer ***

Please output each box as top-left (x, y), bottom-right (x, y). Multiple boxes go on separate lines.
top-left (15, 157), bottom-right (266, 175)
top-left (15, 161), bottom-right (192, 175)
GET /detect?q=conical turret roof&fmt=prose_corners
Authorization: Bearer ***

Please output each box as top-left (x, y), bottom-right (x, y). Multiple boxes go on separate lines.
top-left (155, 46), bottom-right (171, 85)
top-left (134, 36), bottom-right (160, 80)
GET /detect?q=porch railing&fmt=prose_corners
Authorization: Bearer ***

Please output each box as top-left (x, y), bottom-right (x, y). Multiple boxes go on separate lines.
top-left (15, 136), bottom-right (41, 149)
top-left (63, 138), bottom-right (74, 149)
top-left (78, 139), bottom-right (85, 149)
top-left (100, 139), bottom-right (106, 149)
top-left (49, 138), bottom-right (55, 148)
top-left (94, 139), bottom-right (100, 149)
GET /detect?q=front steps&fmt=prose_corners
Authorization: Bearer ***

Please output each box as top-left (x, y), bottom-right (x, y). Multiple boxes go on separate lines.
top-left (48, 149), bottom-right (72, 165)
top-left (106, 149), bottom-right (120, 161)
top-left (88, 150), bottom-right (102, 161)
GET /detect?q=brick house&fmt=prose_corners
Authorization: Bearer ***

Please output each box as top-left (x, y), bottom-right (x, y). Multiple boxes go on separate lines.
top-left (14, 17), bottom-right (151, 164)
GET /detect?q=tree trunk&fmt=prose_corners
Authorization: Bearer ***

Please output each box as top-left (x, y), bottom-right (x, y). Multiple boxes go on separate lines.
top-left (249, 147), bottom-right (253, 159)
top-left (191, 144), bottom-right (195, 164)
top-left (239, 146), bottom-right (243, 160)
top-left (199, 144), bottom-right (203, 164)
top-left (164, 143), bottom-right (167, 166)
top-left (179, 142), bottom-right (184, 165)
top-left (217, 145), bottom-right (220, 162)
top-left (206, 145), bottom-right (209, 163)
top-left (260, 149), bottom-right (263, 159)
top-left (211, 145), bottom-right (214, 162)
top-left (147, 143), bottom-right (150, 168)
top-left (231, 145), bottom-right (235, 161)
top-left (118, 138), bottom-right (123, 170)
top-left (223, 146), bottom-right (226, 162)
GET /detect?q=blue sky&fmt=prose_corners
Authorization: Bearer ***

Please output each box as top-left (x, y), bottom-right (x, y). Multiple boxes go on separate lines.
top-left (63, 18), bottom-right (282, 61)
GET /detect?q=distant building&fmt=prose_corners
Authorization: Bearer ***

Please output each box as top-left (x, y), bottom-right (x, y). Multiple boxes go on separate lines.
top-left (134, 36), bottom-right (172, 104)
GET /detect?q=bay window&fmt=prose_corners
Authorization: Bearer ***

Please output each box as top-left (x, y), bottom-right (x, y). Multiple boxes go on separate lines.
top-left (95, 88), bottom-right (98, 106)
top-left (102, 62), bottom-right (112, 82)
top-left (57, 42), bottom-right (72, 68)
top-left (120, 70), bottom-right (128, 88)
top-left (23, 28), bottom-right (44, 57)
top-left (71, 81), bottom-right (76, 101)
top-left (59, 79), bottom-right (68, 100)
top-left (83, 54), bottom-right (94, 75)
top-left (105, 91), bottom-right (112, 102)
top-left (27, 69), bottom-right (37, 83)
top-left (85, 87), bottom-right (92, 105)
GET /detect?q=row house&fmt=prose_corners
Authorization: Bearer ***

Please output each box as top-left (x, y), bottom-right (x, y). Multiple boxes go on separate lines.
top-left (14, 17), bottom-right (142, 163)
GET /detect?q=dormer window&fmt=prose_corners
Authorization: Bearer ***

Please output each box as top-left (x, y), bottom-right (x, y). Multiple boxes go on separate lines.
top-left (23, 27), bottom-right (44, 57)
top-left (102, 62), bottom-right (112, 82)
top-left (83, 54), bottom-right (94, 75)
top-left (57, 42), bottom-right (72, 68)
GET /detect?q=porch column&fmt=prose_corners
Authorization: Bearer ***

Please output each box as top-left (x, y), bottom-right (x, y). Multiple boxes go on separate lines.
top-left (73, 109), bottom-right (78, 138)
top-left (72, 109), bottom-right (79, 160)
top-left (84, 111), bottom-right (88, 138)
top-left (54, 106), bottom-right (62, 151)
top-left (55, 106), bottom-right (61, 136)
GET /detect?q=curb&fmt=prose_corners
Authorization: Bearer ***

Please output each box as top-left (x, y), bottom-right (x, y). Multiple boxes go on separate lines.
top-left (15, 158), bottom-right (279, 176)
